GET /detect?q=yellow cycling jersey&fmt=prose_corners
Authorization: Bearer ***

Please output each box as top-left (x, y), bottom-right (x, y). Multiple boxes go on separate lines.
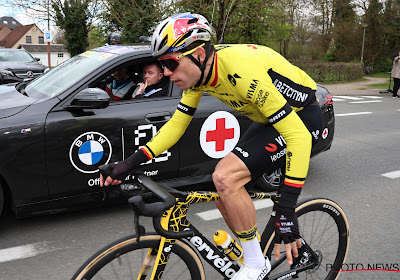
top-left (142, 44), bottom-right (317, 184)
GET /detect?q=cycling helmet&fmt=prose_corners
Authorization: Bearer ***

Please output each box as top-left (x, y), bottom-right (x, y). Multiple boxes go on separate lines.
top-left (151, 12), bottom-right (212, 57)
top-left (109, 32), bottom-right (121, 44)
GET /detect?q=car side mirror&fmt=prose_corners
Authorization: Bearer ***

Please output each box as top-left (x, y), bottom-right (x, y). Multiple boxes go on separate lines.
top-left (68, 88), bottom-right (110, 110)
top-left (35, 57), bottom-right (41, 61)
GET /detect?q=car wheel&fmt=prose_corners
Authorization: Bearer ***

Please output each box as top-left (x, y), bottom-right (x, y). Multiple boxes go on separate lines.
top-left (0, 183), bottom-right (4, 216)
top-left (255, 168), bottom-right (283, 192)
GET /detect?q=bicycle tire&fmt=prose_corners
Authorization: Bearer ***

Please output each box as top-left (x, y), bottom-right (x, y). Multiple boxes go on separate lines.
top-left (72, 234), bottom-right (205, 280)
top-left (263, 198), bottom-right (350, 280)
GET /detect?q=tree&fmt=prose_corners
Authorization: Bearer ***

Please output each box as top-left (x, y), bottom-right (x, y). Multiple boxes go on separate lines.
top-left (362, 0), bottom-right (385, 66)
top-left (310, 0), bottom-right (335, 54)
top-left (102, 0), bottom-right (166, 43)
top-left (331, 0), bottom-right (358, 61)
top-left (53, 0), bottom-right (89, 56)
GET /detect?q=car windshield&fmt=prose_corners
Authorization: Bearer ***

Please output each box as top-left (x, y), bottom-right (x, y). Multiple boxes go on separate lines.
top-left (0, 50), bottom-right (35, 62)
top-left (25, 50), bottom-right (116, 99)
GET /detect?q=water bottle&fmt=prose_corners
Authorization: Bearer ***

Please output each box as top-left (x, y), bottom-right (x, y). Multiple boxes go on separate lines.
top-left (213, 230), bottom-right (244, 265)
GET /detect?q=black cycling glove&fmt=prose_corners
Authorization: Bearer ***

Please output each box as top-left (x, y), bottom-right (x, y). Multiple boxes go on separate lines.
top-left (101, 149), bottom-right (148, 180)
top-left (274, 205), bottom-right (300, 244)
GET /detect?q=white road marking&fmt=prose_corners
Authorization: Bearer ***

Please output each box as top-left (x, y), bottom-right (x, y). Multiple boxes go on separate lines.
top-left (360, 96), bottom-right (383, 99)
top-left (335, 112), bottom-right (372, 117)
top-left (350, 100), bottom-right (382, 104)
top-left (334, 96), bottom-right (363, 100)
top-left (0, 242), bottom-right (57, 263)
top-left (382, 170), bottom-right (400, 179)
top-left (196, 199), bottom-right (274, 221)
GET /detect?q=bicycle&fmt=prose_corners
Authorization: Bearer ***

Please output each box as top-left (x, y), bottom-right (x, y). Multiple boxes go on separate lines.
top-left (72, 171), bottom-right (350, 280)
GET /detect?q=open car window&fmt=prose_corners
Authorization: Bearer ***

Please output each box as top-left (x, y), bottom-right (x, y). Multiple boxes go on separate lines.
top-left (89, 60), bottom-right (171, 103)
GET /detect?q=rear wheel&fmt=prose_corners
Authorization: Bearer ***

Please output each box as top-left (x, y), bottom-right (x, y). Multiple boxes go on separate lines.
top-left (72, 234), bottom-right (205, 280)
top-left (264, 198), bottom-right (350, 280)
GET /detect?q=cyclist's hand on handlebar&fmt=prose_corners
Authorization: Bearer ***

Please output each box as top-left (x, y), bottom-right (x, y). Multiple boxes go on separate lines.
top-left (273, 205), bottom-right (302, 265)
top-left (99, 160), bottom-right (134, 187)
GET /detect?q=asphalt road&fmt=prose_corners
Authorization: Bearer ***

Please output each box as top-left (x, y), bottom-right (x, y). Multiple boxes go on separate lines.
top-left (0, 90), bottom-right (399, 280)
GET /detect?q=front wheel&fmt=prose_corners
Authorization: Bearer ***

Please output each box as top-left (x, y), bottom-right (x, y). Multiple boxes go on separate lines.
top-left (72, 234), bottom-right (205, 280)
top-left (264, 198), bottom-right (350, 280)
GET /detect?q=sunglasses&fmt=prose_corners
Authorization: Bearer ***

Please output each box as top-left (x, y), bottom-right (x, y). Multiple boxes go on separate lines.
top-left (159, 43), bottom-right (205, 72)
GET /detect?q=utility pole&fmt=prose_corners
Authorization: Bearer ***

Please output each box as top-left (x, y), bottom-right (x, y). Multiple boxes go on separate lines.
top-left (361, 24), bottom-right (367, 64)
top-left (47, 0), bottom-right (51, 68)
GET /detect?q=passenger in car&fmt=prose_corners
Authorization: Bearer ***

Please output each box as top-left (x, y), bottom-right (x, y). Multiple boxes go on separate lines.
top-left (105, 67), bottom-right (136, 101)
top-left (133, 62), bottom-right (169, 98)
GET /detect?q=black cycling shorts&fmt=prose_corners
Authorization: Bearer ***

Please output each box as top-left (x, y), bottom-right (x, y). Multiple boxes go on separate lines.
top-left (232, 105), bottom-right (323, 179)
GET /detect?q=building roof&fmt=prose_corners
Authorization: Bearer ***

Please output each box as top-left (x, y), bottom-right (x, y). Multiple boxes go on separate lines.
top-left (0, 16), bottom-right (22, 29)
top-left (0, 24), bottom-right (39, 48)
top-left (19, 43), bottom-right (68, 53)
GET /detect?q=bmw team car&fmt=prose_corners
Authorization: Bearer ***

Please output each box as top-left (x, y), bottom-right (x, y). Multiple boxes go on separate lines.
top-left (0, 44), bottom-right (334, 217)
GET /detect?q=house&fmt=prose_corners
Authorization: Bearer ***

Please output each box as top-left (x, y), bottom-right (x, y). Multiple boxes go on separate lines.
top-left (0, 24), bottom-right (44, 48)
top-left (19, 44), bottom-right (70, 68)
top-left (0, 16), bottom-right (22, 30)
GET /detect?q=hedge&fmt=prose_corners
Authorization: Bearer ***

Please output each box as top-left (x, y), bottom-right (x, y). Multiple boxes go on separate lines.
top-left (290, 60), bottom-right (364, 82)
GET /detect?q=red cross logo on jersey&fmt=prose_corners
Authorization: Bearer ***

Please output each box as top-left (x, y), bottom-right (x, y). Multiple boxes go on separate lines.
top-left (206, 118), bottom-right (234, 151)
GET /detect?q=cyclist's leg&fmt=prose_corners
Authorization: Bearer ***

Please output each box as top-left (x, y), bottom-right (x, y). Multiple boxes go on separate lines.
top-left (213, 122), bottom-right (286, 272)
top-left (213, 153), bottom-right (269, 271)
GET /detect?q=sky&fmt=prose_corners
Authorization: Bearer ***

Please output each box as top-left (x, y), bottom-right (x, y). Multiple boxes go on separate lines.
top-left (0, 1), bottom-right (52, 31)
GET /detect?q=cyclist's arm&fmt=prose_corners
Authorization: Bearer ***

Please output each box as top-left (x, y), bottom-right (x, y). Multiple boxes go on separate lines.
top-left (139, 89), bottom-right (203, 161)
top-left (250, 82), bottom-right (313, 208)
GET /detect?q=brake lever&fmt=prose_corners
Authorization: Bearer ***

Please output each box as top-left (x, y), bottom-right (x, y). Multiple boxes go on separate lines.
top-left (132, 207), bottom-right (146, 244)
top-left (102, 185), bottom-right (109, 201)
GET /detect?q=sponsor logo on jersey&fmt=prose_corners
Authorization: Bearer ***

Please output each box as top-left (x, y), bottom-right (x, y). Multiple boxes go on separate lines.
top-left (268, 69), bottom-right (313, 106)
top-left (286, 151), bottom-right (293, 171)
top-left (234, 146), bottom-right (249, 158)
top-left (265, 143), bottom-right (277, 152)
top-left (228, 73), bottom-right (241, 86)
top-left (246, 79), bottom-right (260, 100)
top-left (268, 110), bottom-right (287, 123)
top-left (270, 148), bottom-right (287, 162)
top-left (273, 79), bottom-right (309, 102)
top-left (200, 111), bottom-right (240, 159)
top-left (219, 98), bottom-right (248, 109)
top-left (256, 89), bottom-right (269, 108)
top-left (69, 132), bottom-right (112, 174)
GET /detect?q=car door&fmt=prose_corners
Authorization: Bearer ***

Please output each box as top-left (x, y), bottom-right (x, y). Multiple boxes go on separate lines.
top-left (45, 91), bottom-right (180, 199)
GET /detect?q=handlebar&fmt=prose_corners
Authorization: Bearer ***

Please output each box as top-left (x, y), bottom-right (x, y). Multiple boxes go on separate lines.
top-left (99, 165), bottom-right (193, 239)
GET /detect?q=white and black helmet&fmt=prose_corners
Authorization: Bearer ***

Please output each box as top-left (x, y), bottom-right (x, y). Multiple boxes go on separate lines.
top-left (151, 13), bottom-right (212, 57)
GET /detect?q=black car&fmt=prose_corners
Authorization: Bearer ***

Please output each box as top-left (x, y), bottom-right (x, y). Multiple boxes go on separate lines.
top-left (0, 48), bottom-right (48, 84)
top-left (0, 45), bottom-right (334, 217)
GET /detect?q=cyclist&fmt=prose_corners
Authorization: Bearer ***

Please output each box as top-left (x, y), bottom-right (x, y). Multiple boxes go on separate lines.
top-left (100, 12), bottom-right (322, 280)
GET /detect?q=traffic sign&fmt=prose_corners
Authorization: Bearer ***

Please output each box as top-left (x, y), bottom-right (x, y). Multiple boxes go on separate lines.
top-left (44, 31), bottom-right (51, 42)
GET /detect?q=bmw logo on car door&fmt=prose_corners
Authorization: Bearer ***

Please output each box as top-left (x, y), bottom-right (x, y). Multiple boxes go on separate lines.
top-left (69, 131), bottom-right (112, 173)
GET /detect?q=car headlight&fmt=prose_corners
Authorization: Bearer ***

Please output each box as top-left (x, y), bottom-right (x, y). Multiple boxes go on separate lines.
top-left (0, 69), bottom-right (14, 76)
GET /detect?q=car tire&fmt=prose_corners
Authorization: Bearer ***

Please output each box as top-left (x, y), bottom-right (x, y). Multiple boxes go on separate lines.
top-left (255, 168), bottom-right (284, 192)
top-left (0, 183), bottom-right (4, 217)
